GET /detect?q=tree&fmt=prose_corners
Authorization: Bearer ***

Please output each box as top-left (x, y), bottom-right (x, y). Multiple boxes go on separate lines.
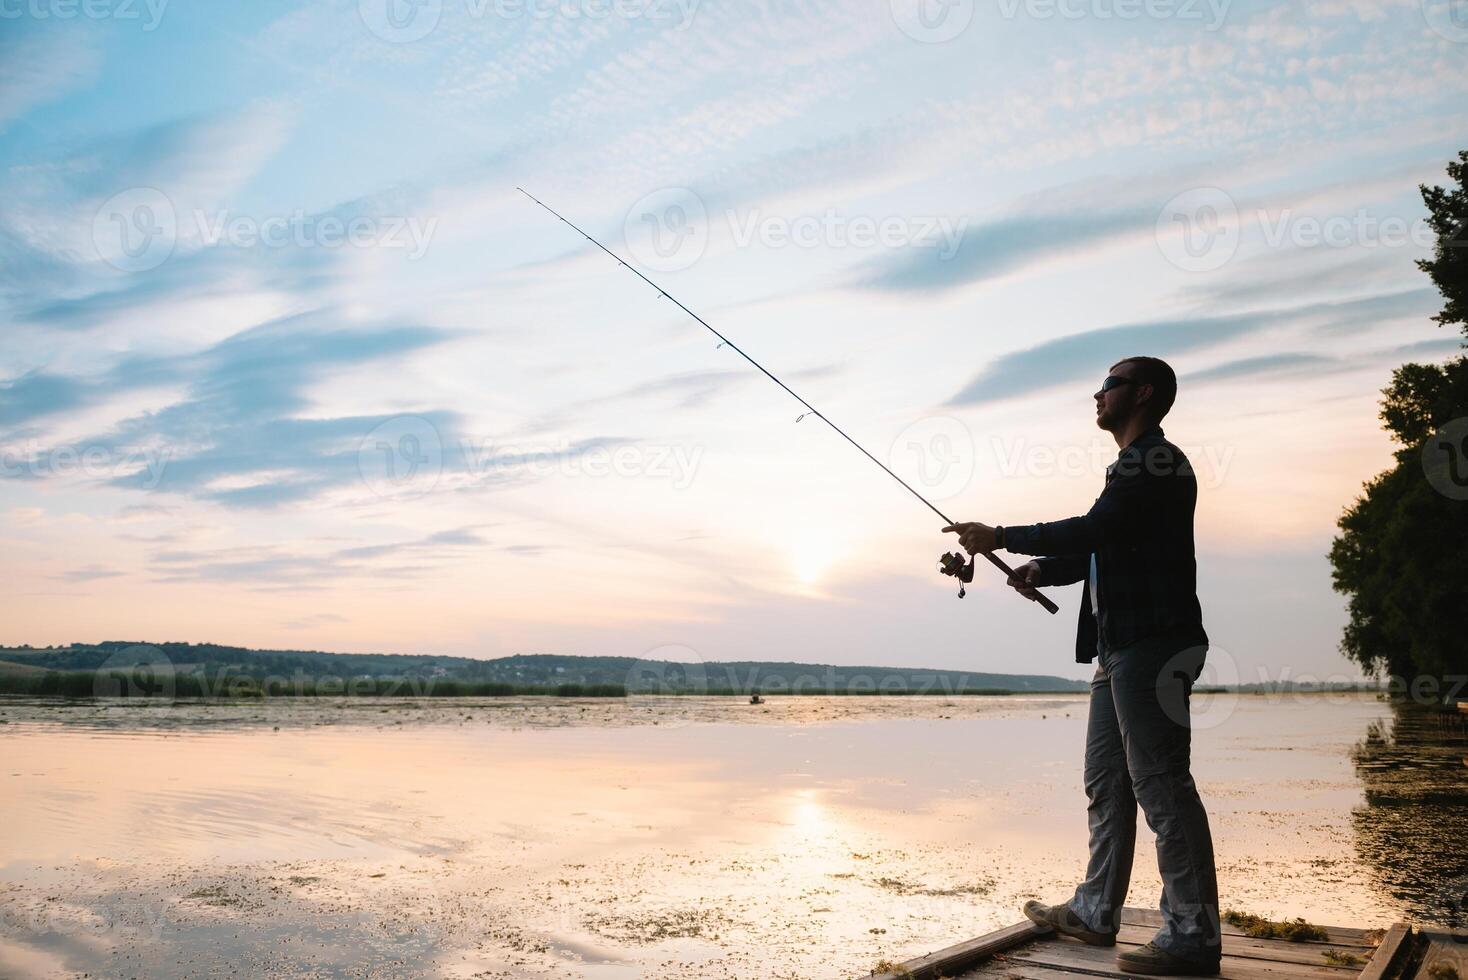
top-left (1329, 153), bottom-right (1468, 688)
top-left (1417, 150), bottom-right (1468, 336)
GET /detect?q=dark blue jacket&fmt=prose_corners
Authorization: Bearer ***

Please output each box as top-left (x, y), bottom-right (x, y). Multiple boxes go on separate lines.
top-left (1002, 426), bottom-right (1207, 663)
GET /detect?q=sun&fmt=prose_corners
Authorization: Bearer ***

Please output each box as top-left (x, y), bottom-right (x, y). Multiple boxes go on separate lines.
top-left (791, 548), bottom-right (830, 585)
top-left (785, 529), bottom-right (841, 587)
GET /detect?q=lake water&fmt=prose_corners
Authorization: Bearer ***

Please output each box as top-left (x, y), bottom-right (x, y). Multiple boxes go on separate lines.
top-left (1, 693), bottom-right (1464, 979)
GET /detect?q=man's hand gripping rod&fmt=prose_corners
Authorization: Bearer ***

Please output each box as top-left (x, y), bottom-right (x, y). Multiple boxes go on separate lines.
top-left (517, 188), bottom-right (1059, 615)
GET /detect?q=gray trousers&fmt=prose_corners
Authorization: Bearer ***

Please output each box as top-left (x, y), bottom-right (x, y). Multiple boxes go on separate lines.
top-left (1068, 633), bottom-right (1222, 962)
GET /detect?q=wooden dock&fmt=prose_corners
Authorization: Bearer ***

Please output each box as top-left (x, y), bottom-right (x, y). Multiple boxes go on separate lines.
top-left (863, 907), bottom-right (1466, 980)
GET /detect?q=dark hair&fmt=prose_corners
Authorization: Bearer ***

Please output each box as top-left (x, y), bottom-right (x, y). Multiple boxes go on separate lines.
top-left (1111, 355), bottom-right (1177, 420)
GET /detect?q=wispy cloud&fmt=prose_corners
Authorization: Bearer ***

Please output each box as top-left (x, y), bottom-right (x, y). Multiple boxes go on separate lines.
top-left (58, 565), bottom-right (124, 583)
top-left (947, 310), bottom-right (1269, 407)
top-left (151, 525), bottom-right (489, 586)
top-left (1183, 352), bottom-right (1338, 384)
top-left (858, 207), bottom-right (1153, 294)
top-left (945, 289), bottom-right (1438, 406)
top-left (0, 371), bottom-right (88, 426)
top-left (1185, 335), bottom-right (1463, 386)
top-left (4, 311), bottom-right (463, 508)
top-left (282, 612), bottom-right (348, 630)
top-left (5, 101), bottom-right (293, 247)
top-left (0, 31), bottom-right (99, 130)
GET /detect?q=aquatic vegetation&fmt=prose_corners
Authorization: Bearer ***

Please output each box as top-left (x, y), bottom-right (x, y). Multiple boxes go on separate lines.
top-left (0, 668), bottom-right (626, 699)
top-left (183, 885), bottom-right (246, 908)
top-left (1224, 910), bottom-right (1330, 941)
top-left (1323, 950), bottom-right (1365, 966)
top-left (585, 907), bottom-right (734, 944)
top-left (871, 876), bottom-right (994, 897)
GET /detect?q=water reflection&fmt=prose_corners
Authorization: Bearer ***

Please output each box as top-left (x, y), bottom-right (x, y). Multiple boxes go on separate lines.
top-left (0, 693), bottom-right (1451, 979)
top-left (1350, 703), bottom-right (1468, 926)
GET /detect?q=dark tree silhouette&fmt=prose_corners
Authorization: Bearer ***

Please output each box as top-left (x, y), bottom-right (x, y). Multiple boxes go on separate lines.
top-left (1417, 150), bottom-right (1468, 335)
top-left (1329, 153), bottom-right (1468, 687)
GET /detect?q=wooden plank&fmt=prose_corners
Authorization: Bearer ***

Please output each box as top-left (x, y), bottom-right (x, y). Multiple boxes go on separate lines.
top-left (969, 954), bottom-right (1294, 980)
top-left (962, 957), bottom-right (1279, 980)
top-left (1007, 935), bottom-right (1361, 980)
top-left (1416, 930), bottom-right (1468, 980)
top-left (891, 909), bottom-right (1383, 980)
top-left (1113, 924), bottom-right (1371, 967)
top-left (864, 921), bottom-right (1048, 980)
top-left (1122, 908), bottom-right (1374, 946)
top-left (1356, 924), bottom-right (1413, 980)
top-left (966, 952), bottom-right (1365, 980)
top-left (960, 958), bottom-right (1125, 980)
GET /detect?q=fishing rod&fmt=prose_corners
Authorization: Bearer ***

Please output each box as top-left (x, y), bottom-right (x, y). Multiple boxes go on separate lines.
top-left (517, 188), bottom-right (1058, 615)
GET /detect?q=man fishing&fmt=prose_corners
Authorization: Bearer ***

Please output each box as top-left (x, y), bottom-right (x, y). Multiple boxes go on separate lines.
top-left (522, 198), bottom-right (1220, 972)
top-left (943, 355), bottom-right (1222, 976)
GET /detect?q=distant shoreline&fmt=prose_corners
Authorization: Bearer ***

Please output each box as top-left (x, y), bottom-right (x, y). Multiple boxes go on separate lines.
top-left (0, 643), bottom-right (1383, 701)
top-left (0, 675), bottom-right (1385, 702)
top-left (0, 643), bottom-right (1094, 698)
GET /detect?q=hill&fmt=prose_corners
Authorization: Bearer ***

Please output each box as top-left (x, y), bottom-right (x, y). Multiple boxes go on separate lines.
top-left (0, 643), bottom-right (1088, 695)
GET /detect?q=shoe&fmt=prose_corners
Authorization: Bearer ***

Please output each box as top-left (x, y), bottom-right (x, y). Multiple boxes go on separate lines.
top-left (1116, 941), bottom-right (1221, 975)
top-left (1022, 900), bottom-right (1116, 946)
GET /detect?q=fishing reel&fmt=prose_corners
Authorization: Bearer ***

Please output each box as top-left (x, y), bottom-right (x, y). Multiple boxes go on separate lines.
top-left (938, 551), bottom-right (975, 598)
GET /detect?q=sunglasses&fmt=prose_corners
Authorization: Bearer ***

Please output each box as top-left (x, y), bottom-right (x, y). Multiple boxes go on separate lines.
top-left (1098, 375), bottom-right (1138, 394)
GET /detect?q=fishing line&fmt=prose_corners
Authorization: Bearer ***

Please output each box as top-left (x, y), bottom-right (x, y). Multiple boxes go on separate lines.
top-left (517, 188), bottom-right (1058, 614)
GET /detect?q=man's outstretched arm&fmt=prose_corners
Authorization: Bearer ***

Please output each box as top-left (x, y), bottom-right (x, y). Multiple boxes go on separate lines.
top-left (1003, 460), bottom-right (1159, 556)
top-left (944, 456), bottom-right (1163, 557)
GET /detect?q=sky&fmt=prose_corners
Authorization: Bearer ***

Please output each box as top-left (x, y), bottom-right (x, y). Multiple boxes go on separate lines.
top-left (1, 0), bottom-right (1466, 684)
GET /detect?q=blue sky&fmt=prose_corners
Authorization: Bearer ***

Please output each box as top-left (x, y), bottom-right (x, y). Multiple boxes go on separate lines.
top-left (2, 0), bottom-right (1465, 682)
